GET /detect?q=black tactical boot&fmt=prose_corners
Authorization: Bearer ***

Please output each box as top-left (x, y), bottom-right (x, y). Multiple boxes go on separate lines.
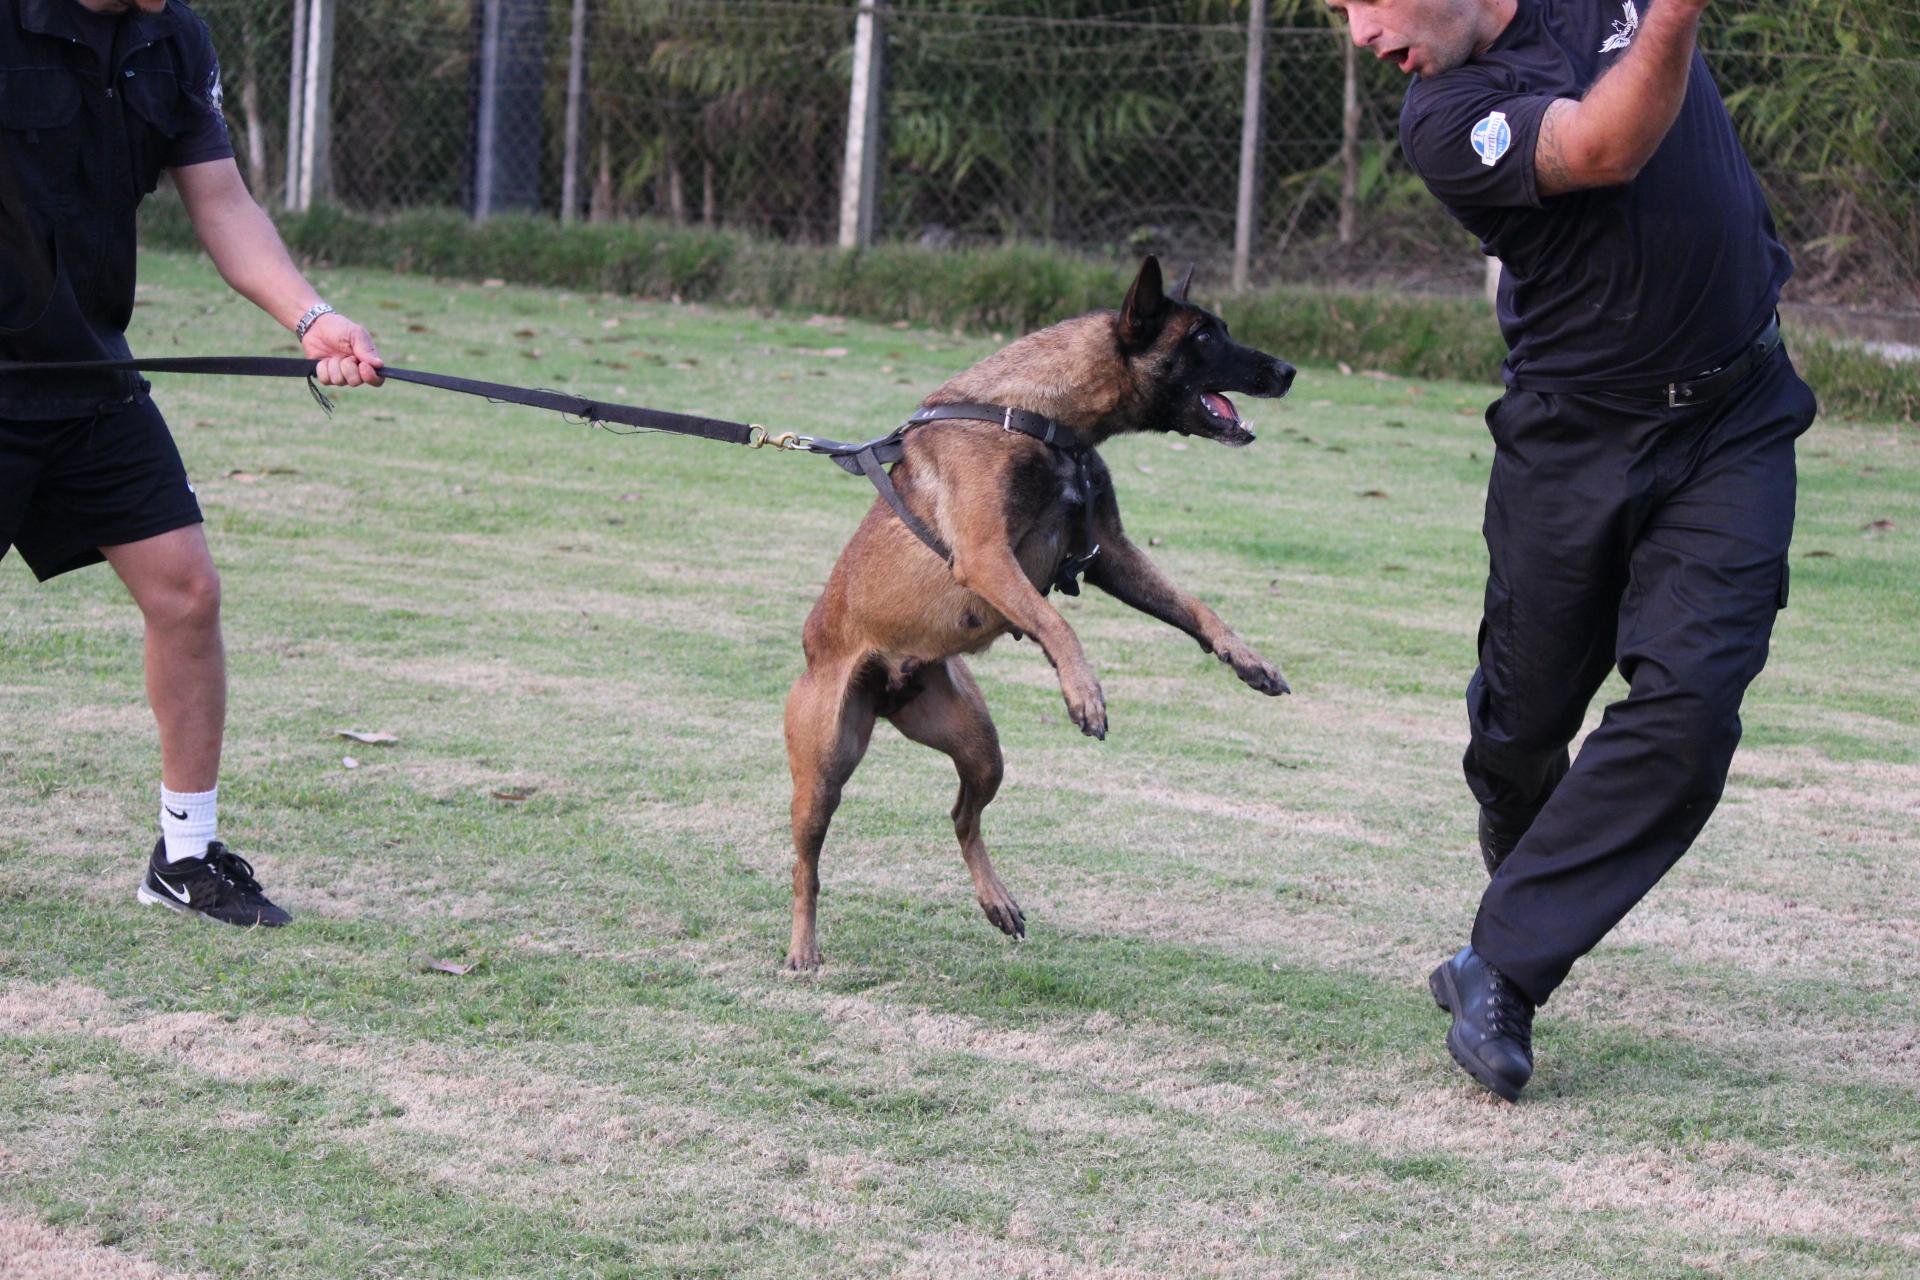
top-left (1429, 946), bottom-right (1534, 1102)
top-left (1478, 807), bottom-right (1525, 877)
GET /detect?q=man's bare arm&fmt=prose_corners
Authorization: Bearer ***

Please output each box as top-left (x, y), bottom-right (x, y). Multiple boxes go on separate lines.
top-left (170, 158), bottom-right (383, 386)
top-left (1534, 0), bottom-right (1709, 196)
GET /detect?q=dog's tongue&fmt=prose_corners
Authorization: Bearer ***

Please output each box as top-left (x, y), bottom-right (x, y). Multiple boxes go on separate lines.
top-left (1203, 392), bottom-right (1239, 422)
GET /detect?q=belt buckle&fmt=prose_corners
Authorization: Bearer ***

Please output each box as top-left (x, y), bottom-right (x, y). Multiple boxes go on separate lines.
top-left (1666, 382), bottom-right (1681, 409)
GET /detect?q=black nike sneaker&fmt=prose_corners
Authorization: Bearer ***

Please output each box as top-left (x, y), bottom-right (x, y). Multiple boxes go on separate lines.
top-left (137, 839), bottom-right (293, 927)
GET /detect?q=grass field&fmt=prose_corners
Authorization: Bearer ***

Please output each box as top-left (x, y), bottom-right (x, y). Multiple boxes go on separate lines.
top-left (2, 250), bottom-right (1916, 1279)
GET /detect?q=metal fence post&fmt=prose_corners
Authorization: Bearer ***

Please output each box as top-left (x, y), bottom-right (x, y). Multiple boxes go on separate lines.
top-left (1339, 32), bottom-right (1360, 245)
top-left (282, 0), bottom-right (306, 210)
top-left (1232, 0), bottom-right (1267, 292)
top-left (292, 0), bottom-right (333, 211)
top-left (838, 0), bottom-right (887, 250)
top-left (561, 0), bottom-right (588, 224)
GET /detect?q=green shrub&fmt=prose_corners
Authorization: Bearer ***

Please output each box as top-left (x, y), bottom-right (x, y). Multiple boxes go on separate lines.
top-left (139, 200), bottom-right (1915, 422)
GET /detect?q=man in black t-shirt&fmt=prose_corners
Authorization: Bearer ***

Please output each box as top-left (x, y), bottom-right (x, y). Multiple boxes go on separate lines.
top-left (1328, 0), bottom-right (1817, 1100)
top-left (2, 0), bottom-right (385, 926)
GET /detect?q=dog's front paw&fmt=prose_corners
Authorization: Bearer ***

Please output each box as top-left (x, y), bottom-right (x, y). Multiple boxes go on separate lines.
top-left (979, 893), bottom-right (1027, 940)
top-left (783, 944), bottom-right (823, 973)
top-left (1220, 642), bottom-right (1291, 696)
top-left (1062, 673), bottom-right (1108, 740)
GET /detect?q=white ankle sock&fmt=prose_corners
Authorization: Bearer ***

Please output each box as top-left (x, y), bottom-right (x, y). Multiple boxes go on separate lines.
top-left (160, 785), bottom-right (218, 864)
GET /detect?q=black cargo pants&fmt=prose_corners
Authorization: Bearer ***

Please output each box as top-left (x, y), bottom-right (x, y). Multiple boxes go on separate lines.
top-left (1464, 345), bottom-right (1819, 1005)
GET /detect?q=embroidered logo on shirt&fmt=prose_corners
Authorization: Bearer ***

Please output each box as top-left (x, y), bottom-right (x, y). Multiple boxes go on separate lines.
top-left (208, 68), bottom-right (230, 135)
top-left (1600, 0), bottom-right (1639, 53)
top-left (1471, 111), bottom-right (1512, 167)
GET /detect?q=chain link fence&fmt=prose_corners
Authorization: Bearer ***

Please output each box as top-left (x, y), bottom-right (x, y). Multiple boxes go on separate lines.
top-left (190, 0), bottom-right (1920, 310)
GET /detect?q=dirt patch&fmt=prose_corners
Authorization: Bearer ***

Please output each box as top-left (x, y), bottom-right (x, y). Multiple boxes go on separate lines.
top-left (0, 981), bottom-right (742, 1206)
top-left (797, 993), bottom-right (1203, 1086)
top-left (1552, 1148), bottom-right (1915, 1248)
top-left (0, 1209), bottom-right (210, 1280)
top-left (896, 1229), bottom-right (1161, 1280)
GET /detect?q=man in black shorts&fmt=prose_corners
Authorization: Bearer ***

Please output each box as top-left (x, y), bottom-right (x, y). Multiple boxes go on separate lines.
top-left (2, 0), bottom-right (384, 926)
top-left (1327, 0), bottom-right (1817, 1098)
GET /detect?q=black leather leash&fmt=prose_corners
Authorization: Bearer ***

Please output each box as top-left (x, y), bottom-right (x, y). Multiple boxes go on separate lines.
top-left (0, 359), bottom-right (1103, 593)
top-left (0, 355), bottom-right (758, 445)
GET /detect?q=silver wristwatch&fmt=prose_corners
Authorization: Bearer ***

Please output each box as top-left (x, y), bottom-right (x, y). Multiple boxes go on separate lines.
top-left (294, 302), bottom-right (336, 341)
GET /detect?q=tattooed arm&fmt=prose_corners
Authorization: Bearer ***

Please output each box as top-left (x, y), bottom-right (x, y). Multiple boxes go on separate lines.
top-left (1534, 0), bottom-right (1710, 196)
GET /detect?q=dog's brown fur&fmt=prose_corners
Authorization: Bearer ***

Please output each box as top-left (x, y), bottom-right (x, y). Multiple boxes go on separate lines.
top-left (781, 258), bottom-right (1295, 970)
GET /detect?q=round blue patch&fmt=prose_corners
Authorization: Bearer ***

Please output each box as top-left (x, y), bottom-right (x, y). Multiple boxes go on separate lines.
top-left (1471, 111), bottom-right (1512, 168)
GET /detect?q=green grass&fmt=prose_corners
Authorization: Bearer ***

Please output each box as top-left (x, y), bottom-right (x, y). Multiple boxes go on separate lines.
top-left (1, 252), bottom-right (1916, 1279)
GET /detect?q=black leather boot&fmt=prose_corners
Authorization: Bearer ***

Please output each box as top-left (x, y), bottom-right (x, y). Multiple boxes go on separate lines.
top-left (1429, 946), bottom-right (1534, 1101)
top-left (1478, 807), bottom-right (1524, 877)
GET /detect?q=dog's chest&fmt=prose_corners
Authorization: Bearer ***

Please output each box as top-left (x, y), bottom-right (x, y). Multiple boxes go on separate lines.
top-left (1009, 449), bottom-right (1095, 589)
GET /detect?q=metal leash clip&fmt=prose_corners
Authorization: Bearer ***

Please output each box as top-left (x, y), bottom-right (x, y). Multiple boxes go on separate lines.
top-left (747, 425), bottom-right (814, 451)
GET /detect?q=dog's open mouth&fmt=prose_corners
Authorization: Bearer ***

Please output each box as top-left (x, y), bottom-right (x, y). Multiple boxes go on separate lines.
top-left (1201, 391), bottom-right (1239, 424)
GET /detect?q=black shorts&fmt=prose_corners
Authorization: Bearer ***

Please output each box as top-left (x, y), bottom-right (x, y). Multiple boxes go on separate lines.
top-left (0, 394), bottom-right (203, 581)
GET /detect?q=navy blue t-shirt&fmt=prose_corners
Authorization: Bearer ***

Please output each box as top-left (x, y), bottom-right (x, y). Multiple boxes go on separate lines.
top-left (0, 0), bottom-right (234, 418)
top-left (1400, 0), bottom-right (1793, 392)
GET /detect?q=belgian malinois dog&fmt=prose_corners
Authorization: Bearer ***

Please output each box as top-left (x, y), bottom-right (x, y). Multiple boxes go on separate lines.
top-left (781, 257), bottom-right (1295, 970)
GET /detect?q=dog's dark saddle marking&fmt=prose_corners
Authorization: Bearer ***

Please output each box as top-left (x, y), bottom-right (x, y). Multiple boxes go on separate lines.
top-left (811, 402), bottom-right (1103, 597)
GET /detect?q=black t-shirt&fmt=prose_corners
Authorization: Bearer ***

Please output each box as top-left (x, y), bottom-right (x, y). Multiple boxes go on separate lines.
top-left (0, 0), bottom-right (234, 418)
top-left (1400, 0), bottom-right (1792, 392)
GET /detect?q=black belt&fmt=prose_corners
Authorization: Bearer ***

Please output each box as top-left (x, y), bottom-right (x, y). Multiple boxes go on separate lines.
top-left (1511, 314), bottom-right (1782, 408)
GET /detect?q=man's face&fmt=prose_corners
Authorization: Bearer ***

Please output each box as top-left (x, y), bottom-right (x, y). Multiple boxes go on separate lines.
top-left (73, 0), bottom-right (169, 14)
top-left (1325, 0), bottom-right (1507, 78)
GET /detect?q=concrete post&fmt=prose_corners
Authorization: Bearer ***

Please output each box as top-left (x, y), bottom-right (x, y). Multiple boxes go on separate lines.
top-left (838, 1), bottom-right (887, 250)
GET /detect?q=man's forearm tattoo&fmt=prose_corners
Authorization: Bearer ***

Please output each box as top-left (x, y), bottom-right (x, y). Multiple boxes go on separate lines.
top-left (1537, 100), bottom-right (1577, 195)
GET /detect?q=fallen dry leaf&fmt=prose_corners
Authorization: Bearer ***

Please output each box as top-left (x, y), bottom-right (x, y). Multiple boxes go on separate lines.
top-left (335, 730), bottom-right (399, 745)
top-left (1360, 489), bottom-right (1390, 499)
top-left (1864, 519), bottom-right (1894, 531)
top-left (342, 756), bottom-right (361, 770)
top-left (424, 956), bottom-right (482, 977)
top-left (491, 787), bottom-right (536, 804)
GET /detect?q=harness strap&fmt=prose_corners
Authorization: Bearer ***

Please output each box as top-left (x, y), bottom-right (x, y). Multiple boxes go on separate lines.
top-left (850, 442), bottom-right (951, 563)
top-left (854, 403), bottom-right (1103, 595)
top-left (905, 401), bottom-right (1090, 455)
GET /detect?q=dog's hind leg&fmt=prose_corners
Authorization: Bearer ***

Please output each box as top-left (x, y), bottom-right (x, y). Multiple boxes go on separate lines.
top-left (782, 654), bottom-right (879, 971)
top-left (885, 658), bottom-right (1023, 940)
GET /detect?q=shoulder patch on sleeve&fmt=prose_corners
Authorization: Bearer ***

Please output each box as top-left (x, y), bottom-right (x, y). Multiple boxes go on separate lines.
top-left (1470, 111), bottom-right (1512, 167)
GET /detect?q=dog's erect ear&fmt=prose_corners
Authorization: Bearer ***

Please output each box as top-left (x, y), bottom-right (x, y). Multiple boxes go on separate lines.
top-left (1172, 263), bottom-right (1196, 303)
top-left (1119, 256), bottom-right (1169, 350)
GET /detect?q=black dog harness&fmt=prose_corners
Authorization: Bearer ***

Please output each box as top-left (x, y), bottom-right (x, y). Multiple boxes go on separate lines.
top-left (804, 401), bottom-right (1104, 596)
